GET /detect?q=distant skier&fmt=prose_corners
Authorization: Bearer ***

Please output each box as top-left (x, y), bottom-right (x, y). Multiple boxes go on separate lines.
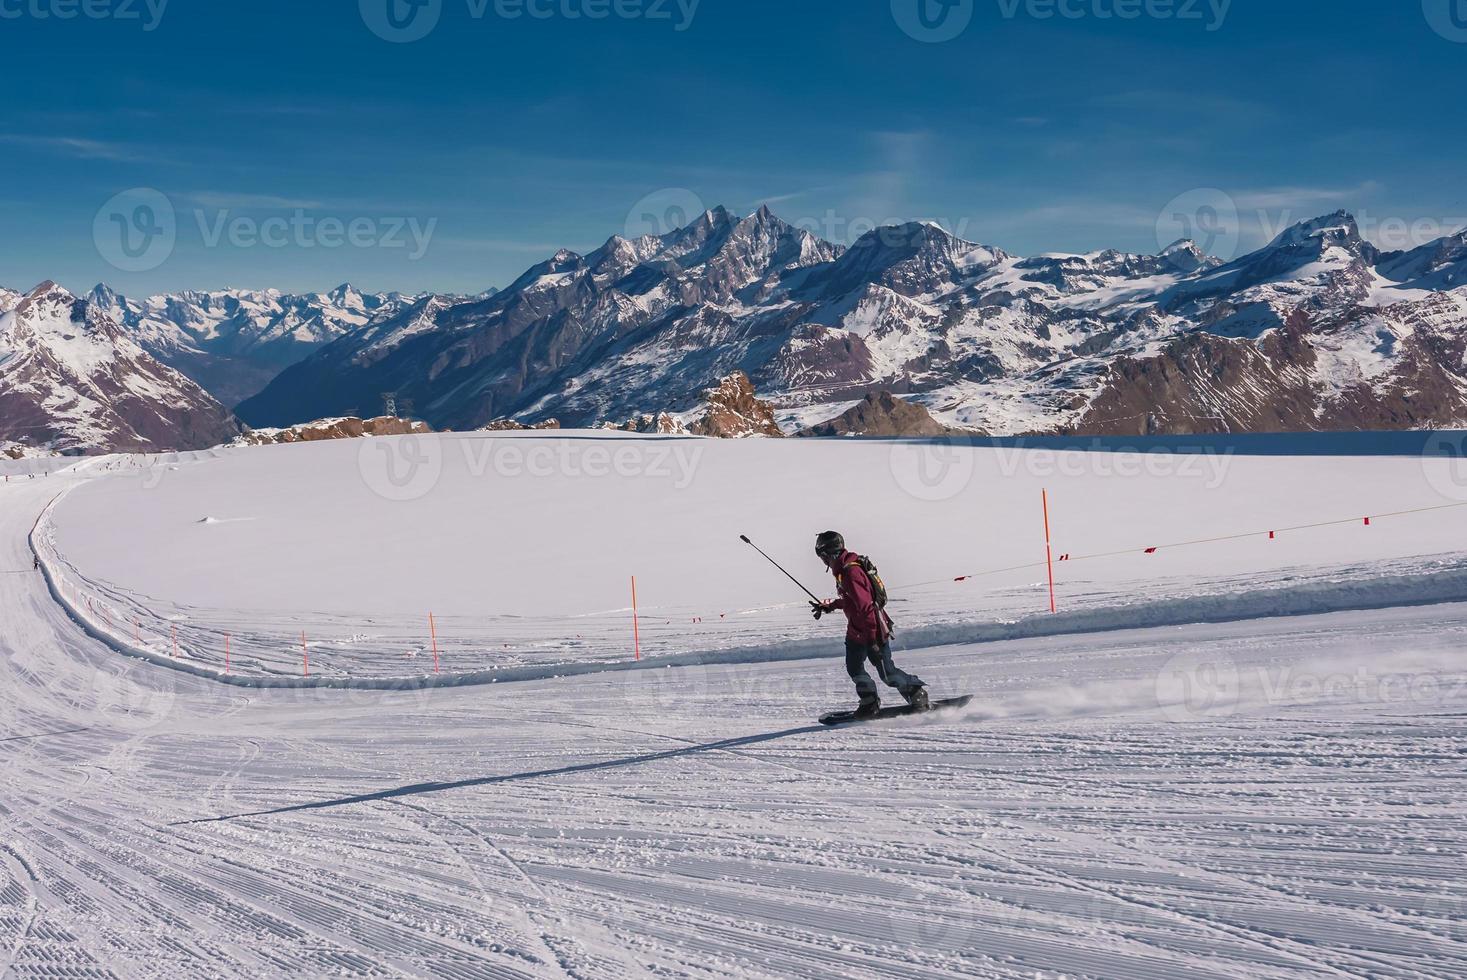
top-left (810, 531), bottom-right (929, 718)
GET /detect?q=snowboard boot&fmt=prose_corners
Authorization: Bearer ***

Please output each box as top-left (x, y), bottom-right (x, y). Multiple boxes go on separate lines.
top-left (853, 694), bottom-right (881, 719)
top-left (903, 686), bottom-right (931, 712)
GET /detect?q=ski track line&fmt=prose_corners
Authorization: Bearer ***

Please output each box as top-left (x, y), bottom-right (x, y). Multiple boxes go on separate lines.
top-left (7, 474), bottom-right (1467, 977)
top-left (673, 732), bottom-right (1298, 976)
top-left (384, 799), bottom-right (597, 980)
top-left (543, 716), bottom-right (1240, 977)
top-left (581, 714), bottom-right (1460, 979)
top-left (295, 735), bottom-right (582, 978)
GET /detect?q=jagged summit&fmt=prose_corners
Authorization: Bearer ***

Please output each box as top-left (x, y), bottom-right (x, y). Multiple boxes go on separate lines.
top-left (21, 203), bottom-right (1467, 450)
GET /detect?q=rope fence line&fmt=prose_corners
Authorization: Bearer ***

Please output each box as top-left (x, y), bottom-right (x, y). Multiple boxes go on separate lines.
top-left (30, 491), bottom-right (1467, 681)
top-left (895, 499), bottom-right (1467, 594)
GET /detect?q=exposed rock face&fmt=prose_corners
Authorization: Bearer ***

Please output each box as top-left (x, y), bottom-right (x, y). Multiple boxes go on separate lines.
top-left (480, 418), bottom-right (563, 431)
top-left (233, 416), bottom-right (433, 446)
top-left (3, 443), bottom-right (61, 460)
top-left (688, 372), bottom-right (784, 438)
top-left (0, 282), bottom-right (241, 454)
top-left (605, 413), bottom-right (690, 435)
top-left (797, 391), bottom-right (957, 437)
top-left (237, 207), bottom-right (840, 430)
top-left (47, 205), bottom-right (1467, 439)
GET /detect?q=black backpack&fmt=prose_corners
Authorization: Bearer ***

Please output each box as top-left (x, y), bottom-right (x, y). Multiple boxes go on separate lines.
top-left (848, 555), bottom-right (890, 611)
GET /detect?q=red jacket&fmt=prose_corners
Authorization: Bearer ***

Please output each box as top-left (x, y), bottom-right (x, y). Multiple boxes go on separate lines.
top-left (828, 550), bottom-right (888, 645)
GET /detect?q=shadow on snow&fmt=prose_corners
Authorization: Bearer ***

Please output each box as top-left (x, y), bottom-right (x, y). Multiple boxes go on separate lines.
top-left (171, 724), bottom-right (826, 826)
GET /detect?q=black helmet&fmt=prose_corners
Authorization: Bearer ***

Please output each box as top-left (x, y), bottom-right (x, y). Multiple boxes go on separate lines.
top-left (815, 531), bottom-right (845, 560)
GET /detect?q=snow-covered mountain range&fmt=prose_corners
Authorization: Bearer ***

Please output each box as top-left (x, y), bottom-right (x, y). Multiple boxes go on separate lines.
top-left (0, 282), bottom-right (240, 453)
top-left (237, 206), bottom-right (1467, 435)
top-left (86, 283), bottom-right (417, 408)
top-left (6, 206), bottom-right (1467, 453)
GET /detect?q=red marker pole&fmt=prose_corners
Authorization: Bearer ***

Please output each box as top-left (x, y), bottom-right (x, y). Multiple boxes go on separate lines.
top-left (1042, 489), bottom-right (1057, 615)
top-left (429, 612), bottom-right (439, 674)
top-left (302, 631), bottom-right (310, 677)
top-left (631, 576), bottom-right (642, 662)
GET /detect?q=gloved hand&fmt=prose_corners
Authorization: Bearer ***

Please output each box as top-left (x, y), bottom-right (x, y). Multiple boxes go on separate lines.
top-left (810, 600), bottom-right (836, 620)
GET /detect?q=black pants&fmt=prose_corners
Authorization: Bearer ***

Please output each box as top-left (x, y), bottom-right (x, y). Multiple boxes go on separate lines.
top-left (846, 640), bottom-right (923, 701)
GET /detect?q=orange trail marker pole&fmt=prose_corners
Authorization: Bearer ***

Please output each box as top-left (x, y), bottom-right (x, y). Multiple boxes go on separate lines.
top-left (631, 576), bottom-right (642, 662)
top-left (1042, 489), bottom-right (1057, 615)
top-left (429, 612), bottom-right (439, 674)
top-left (302, 631), bottom-right (310, 677)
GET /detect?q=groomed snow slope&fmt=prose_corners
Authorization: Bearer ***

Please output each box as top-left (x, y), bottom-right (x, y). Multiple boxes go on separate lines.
top-left (32, 431), bottom-right (1467, 683)
top-left (1, 470), bottom-right (1466, 978)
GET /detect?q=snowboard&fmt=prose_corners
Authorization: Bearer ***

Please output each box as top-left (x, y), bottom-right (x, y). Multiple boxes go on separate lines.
top-left (819, 695), bottom-right (973, 727)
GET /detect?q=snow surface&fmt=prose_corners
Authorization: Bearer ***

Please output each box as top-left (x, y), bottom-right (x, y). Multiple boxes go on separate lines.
top-left (4, 437), bottom-right (1467, 976)
top-left (33, 432), bottom-right (1467, 683)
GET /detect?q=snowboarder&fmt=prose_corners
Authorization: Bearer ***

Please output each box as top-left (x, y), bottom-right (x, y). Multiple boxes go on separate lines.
top-left (809, 531), bottom-right (929, 718)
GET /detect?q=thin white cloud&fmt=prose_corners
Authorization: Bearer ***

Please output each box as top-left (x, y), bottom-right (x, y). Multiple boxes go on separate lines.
top-left (1231, 182), bottom-right (1382, 211)
top-left (181, 192), bottom-right (327, 210)
top-left (434, 237), bottom-right (566, 253)
top-left (0, 134), bottom-right (150, 162)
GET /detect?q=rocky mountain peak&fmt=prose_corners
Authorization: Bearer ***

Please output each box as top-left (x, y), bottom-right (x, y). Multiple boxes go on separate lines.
top-left (1268, 210), bottom-right (1369, 258)
top-left (688, 372), bottom-right (784, 438)
top-left (796, 391), bottom-right (954, 438)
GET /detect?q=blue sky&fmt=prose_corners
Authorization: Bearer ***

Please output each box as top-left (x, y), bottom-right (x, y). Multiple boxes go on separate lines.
top-left (3, 0), bottom-right (1465, 296)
